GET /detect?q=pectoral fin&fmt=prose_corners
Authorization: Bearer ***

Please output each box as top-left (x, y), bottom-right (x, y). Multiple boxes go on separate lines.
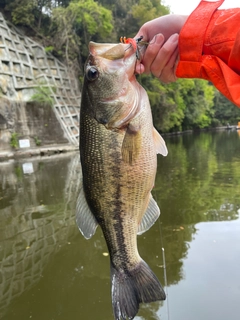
top-left (153, 128), bottom-right (168, 156)
top-left (122, 124), bottom-right (142, 165)
top-left (76, 184), bottom-right (98, 239)
top-left (137, 194), bottom-right (160, 235)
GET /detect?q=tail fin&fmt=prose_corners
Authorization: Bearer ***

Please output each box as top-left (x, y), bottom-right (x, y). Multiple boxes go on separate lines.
top-left (111, 259), bottom-right (166, 320)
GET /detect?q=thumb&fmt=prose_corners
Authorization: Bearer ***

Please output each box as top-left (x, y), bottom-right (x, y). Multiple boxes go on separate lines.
top-left (134, 27), bottom-right (148, 42)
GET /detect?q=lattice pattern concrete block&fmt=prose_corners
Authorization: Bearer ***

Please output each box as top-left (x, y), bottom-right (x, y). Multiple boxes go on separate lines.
top-left (0, 13), bottom-right (81, 145)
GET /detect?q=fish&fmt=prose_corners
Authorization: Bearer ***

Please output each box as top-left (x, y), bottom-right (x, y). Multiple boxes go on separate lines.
top-left (76, 39), bottom-right (168, 320)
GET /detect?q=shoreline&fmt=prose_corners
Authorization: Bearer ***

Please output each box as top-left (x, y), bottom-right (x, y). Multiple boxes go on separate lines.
top-left (0, 144), bottom-right (79, 162)
top-left (162, 125), bottom-right (240, 136)
top-left (1, 126), bottom-right (239, 163)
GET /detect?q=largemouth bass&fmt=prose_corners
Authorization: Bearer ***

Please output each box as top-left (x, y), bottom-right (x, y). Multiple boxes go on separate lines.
top-left (76, 40), bottom-right (168, 320)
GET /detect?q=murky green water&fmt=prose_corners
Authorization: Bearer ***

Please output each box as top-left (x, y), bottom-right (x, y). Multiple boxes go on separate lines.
top-left (0, 131), bottom-right (240, 320)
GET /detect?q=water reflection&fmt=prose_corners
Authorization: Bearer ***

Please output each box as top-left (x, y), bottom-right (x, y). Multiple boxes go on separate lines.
top-left (153, 131), bottom-right (240, 320)
top-left (0, 153), bottom-right (81, 319)
top-left (0, 131), bottom-right (239, 320)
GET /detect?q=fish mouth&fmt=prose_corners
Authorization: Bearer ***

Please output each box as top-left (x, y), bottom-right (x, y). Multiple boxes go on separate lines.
top-left (89, 41), bottom-right (137, 76)
top-left (89, 41), bottom-right (137, 61)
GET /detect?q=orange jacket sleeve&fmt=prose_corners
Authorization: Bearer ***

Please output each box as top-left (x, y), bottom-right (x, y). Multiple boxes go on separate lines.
top-left (176, 0), bottom-right (240, 107)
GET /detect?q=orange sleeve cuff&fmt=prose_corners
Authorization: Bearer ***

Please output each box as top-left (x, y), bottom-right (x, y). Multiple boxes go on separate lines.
top-left (176, 0), bottom-right (240, 107)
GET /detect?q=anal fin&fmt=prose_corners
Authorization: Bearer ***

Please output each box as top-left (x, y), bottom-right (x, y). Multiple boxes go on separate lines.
top-left (76, 184), bottom-right (98, 239)
top-left (137, 194), bottom-right (160, 235)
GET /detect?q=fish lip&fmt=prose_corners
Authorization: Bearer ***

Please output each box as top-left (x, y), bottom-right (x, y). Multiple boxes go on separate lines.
top-left (89, 41), bottom-right (137, 61)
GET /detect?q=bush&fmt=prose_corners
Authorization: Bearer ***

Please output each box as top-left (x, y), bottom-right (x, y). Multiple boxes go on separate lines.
top-left (10, 132), bottom-right (18, 148)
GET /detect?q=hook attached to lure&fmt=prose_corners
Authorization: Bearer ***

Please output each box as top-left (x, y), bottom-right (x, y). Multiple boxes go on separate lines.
top-left (120, 36), bottom-right (138, 52)
top-left (120, 36), bottom-right (149, 60)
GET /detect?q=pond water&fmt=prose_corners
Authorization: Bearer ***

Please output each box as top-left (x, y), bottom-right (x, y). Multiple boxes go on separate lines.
top-left (0, 131), bottom-right (240, 320)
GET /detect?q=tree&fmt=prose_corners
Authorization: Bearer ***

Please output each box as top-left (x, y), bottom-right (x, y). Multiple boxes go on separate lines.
top-left (50, 5), bottom-right (80, 67)
top-left (212, 90), bottom-right (240, 126)
top-left (50, 0), bottom-right (113, 68)
top-left (181, 80), bottom-right (215, 130)
top-left (132, 0), bottom-right (169, 27)
top-left (6, 0), bottom-right (35, 26)
top-left (139, 75), bottom-right (186, 132)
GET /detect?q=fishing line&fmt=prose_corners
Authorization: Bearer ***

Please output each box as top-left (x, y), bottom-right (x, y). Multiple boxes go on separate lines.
top-left (134, 36), bottom-right (157, 86)
top-left (120, 34), bottom-right (169, 317)
top-left (158, 214), bottom-right (171, 320)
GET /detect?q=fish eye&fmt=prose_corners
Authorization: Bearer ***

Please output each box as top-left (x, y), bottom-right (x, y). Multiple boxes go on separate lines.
top-left (86, 66), bottom-right (99, 81)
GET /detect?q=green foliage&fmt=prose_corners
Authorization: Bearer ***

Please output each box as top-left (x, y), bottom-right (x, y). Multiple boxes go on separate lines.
top-left (71, 0), bottom-right (114, 45)
top-left (181, 79), bottom-right (215, 130)
top-left (132, 0), bottom-right (169, 27)
top-left (10, 132), bottom-right (18, 149)
top-left (141, 75), bottom-right (185, 132)
top-left (50, 0), bottom-right (113, 66)
top-left (50, 5), bottom-right (80, 63)
top-left (30, 83), bottom-right (55, 106)
top-left (6, 0), bottom-right (35, 26)
top-left (34, 136), bottom-right (42, 146)
top-left (212, 90), bottom-right (240, 125)
top-left (44, 46), bottom-right (54, 53)
top-left (107, 0), bottom-right (170, 39)
top-left (132, 0), bottom-right (158, 26)
top-left (138, 76), bottom-right (216, 132)
top-left (14, 165), bottom-right (23, 179)
top-left (5, 0), bottom-right (71, 30)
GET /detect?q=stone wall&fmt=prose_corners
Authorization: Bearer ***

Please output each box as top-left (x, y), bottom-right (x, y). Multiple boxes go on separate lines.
top-left (0, 98), bottom-right (70, 150)
top-left (0, 13), bottom-right (81, 148)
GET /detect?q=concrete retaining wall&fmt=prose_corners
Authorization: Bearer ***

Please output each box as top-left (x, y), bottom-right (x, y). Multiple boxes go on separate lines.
top-left (0, 13), bottom-right (81, 148)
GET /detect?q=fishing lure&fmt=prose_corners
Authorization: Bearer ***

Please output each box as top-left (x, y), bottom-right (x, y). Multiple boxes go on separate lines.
top-left (120, 36), bottom-right (137, 51)
top-left (120, 36), bottom-right (148, 60)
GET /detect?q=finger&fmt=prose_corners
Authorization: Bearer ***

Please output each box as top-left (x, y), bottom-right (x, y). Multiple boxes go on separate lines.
top-left (141, 34), bottom-right (165, 74)
top-left (135, 61), bottom-right (145, 74)
top-left (134, 29), bottom-right (147, 42)
top-left (160, 47), bottom-right (179, 83)
top-left (150, 33), bottom-right (179, 78)
top-left (134, 21), bottom-right (153, 43)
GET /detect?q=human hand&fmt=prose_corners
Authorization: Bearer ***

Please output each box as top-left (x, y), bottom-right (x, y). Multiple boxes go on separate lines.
top-left (135, 33), bottom-right (179, 83)
top-left (135, 15), bottom-right (187, 83)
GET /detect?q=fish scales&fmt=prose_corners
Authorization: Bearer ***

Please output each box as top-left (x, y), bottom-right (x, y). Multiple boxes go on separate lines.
top-left (77, 40), bottom-right (168, 320)
top-left (81, 96), bottom-right (155, 266)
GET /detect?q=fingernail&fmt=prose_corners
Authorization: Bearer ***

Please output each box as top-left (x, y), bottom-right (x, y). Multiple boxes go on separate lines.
top-left (135, 63), bottom-right (144, 74)
top-left (170, 33), bottom-right (179, 44)
top-left (150, 34), bottom-right (164, 44)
